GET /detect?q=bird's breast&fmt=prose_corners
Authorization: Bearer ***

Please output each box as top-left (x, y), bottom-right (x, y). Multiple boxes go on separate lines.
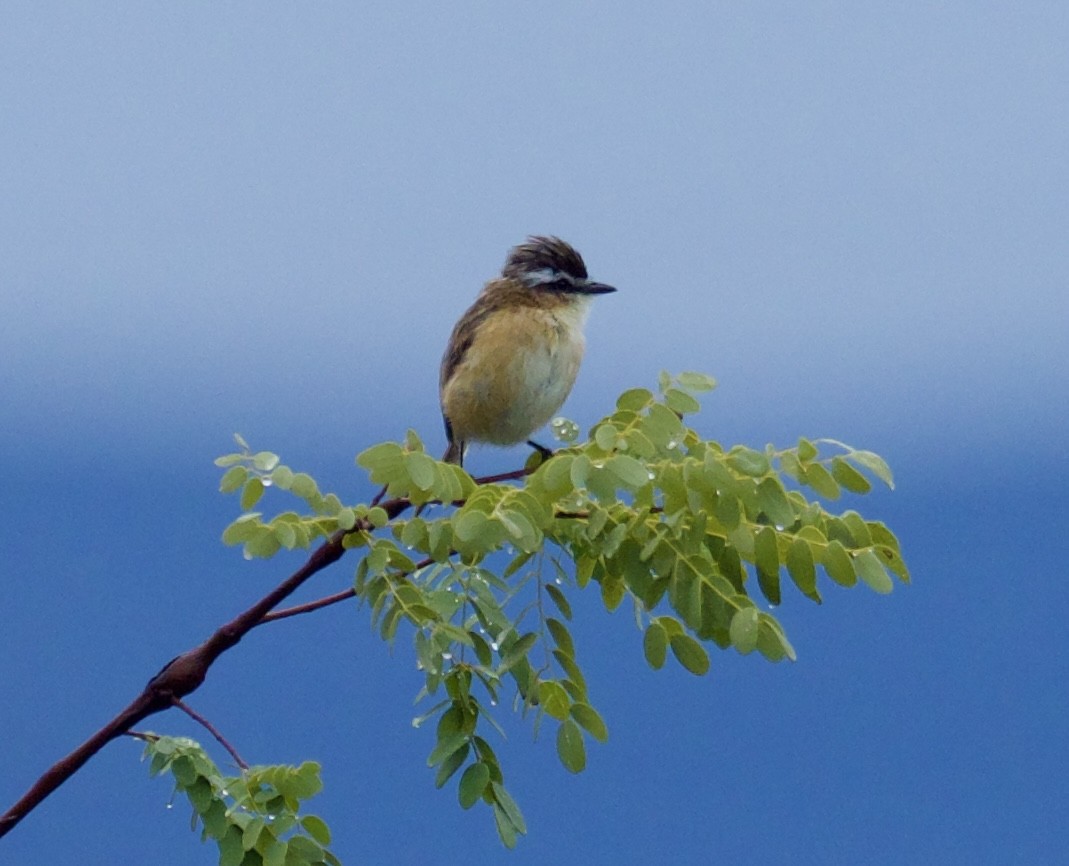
top-left (442, 304), bottom-right (588, 446)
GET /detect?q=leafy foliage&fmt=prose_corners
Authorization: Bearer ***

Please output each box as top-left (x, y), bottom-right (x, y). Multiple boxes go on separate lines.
top-left (142, 735), bottom-right (338, 866)
top-left (191, 373), bottom-right (909, 853)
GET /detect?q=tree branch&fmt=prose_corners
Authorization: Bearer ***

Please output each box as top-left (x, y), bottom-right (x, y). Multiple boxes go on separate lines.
top-left (0, 494), bottom-right (412, 838)
top-left (0, 460), bottom-right (534, 839)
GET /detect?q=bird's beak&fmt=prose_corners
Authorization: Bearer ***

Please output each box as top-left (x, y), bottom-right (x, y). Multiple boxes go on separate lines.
top-left (580, 281), bottom-right (617, 295)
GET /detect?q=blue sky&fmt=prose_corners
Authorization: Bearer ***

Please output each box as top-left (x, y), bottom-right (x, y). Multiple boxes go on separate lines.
top-left (2, 3), bottom-right (1067, 863)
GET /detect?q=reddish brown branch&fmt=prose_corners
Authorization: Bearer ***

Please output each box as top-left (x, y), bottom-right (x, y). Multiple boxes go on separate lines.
top-left (0, 462), bottom-right (531, 839)
top-left (172, 698), bottom-right (249, 771)
top-left (259, 588), bottom-right (356, 623)
top-left (0, 494), bottom-right (410, 839)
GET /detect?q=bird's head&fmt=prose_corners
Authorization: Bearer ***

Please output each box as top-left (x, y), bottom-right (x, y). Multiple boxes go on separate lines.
top-left (502, 236), bottom-right (617, 297)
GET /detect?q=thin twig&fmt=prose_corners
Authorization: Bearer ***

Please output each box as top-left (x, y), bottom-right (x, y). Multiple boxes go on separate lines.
top-left (171, 698), bottom-right (249, 771)
top-left (259, 588), bottom-right (356, 624)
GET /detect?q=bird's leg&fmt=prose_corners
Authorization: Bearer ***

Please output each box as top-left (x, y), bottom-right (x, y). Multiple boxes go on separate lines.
top-left (526, 439), bottom-right (555, 461)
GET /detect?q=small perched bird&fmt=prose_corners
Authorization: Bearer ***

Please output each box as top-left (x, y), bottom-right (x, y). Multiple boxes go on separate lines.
top-left (439, 236), bottom-right (616, 466)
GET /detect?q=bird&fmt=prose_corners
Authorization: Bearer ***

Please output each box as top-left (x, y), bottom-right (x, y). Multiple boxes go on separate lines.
top-left (438, 236), bottom-right (616, 467)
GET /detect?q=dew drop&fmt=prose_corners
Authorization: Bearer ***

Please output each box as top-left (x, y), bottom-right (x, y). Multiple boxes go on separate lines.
top-left (165, 803), bottom-right (173, 810)
top-left (261, 477), bottom-right (273, 488)
top-left (490, 642), bottom-right (499, 652)
top-left (441, 652), bottom-right (452, 661)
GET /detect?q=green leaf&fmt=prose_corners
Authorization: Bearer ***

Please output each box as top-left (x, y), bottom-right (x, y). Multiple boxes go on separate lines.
top-left (240, 477), bottom-right (265, 511)
top-left (538, 680), bottom-right (571, 721)
top-left (545, 582), bottom-right (573, 621)
top-left (729, 607), bottom-right (759, 654)
top-left (757, 613), bottom-right (797, 662)
top-left (493, 803), bottom-right (518, 849)
top-left (664, 387), bottom-right (702, 415)
top-left (643, 621), bottom-right (668, 669)
top-left (552, 650), bottom-right (587, 697)
top-left (821, 540), bottom-right (857, 587)
top-left (187, 778), bottom-right (213, 814)
top-left (727, 447), bottom-right (771, 477)
top-left (452, 509), bottom-right (488, 543)
top-left (219, 465), bottom-right (248, 494)
top-left (269, 465), bottom-right (294, 490)
top-left (854, 549), bottom-right (894, 594)
top-left (287, 836), bottom-right (326, 862)
top-left (244, 529), bottom-right (281, 559)
top-left (594, 422), bottom-right (619, 451)
top-left (675, 371), bottom-right (717, 392)
top-left (335, 507), bottom-right (357, 531)
top-left (546, 618), bottom-right (575, 657)
top-left (801, 462), bottom-right (840, 499)
top-left (427, 733), bottom-right (470, 768)
top-left (491, 781), bottom-right (527, 835)
top-left (252, 451), bottom-right (280, 472)
top-left (797, 437), bottom-right (818, 462)
top-left (569, 454), bottom-right (592, 489)
top-left (570, 702), bottom-right (609, 743)
top-left (600, 576), bottom-right (625, 611)
top-left (263, 840), bottom-right (287, 866)
top-left (299, 815), bottom-right (331, 846)
top-left (607, 454), bottom-right (651, 489)
top-left (541, 454), bottom-right (575, 498)
top-left (754, 526), bottom-right (780, 606)
top-left (434, 746), bottom-right (469, 789)
top-left (786, 537), bottom-right (820, 602)
top-left (356, 441), bottom-right (403, 470)
top-left (406, 451), bottom-right (438, 492)
top-left (458, 762), bottom-right (491, 810)
top-left (850, 449), bottom-right (895, 489)
top-left (171, 755), bottom-right (197, 787)
top-left (289, 473), bottom-right (318, 501)
top-left (832, 457), bottom-right (872, 494)
top-left (669, 633), bottom-right (710, 675)
top-left (219, 826), bottom-right (245, 866)
top-left (616, 387), bottom-right (654, 411)
top-left (500, 632), bottom-right (538, 672)
top-left (556, 719), bottom-right (586, 773)
top-left (756, 477), bottom-right (795, 527)
top-left (241, 817), bottom-right (264, 851)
